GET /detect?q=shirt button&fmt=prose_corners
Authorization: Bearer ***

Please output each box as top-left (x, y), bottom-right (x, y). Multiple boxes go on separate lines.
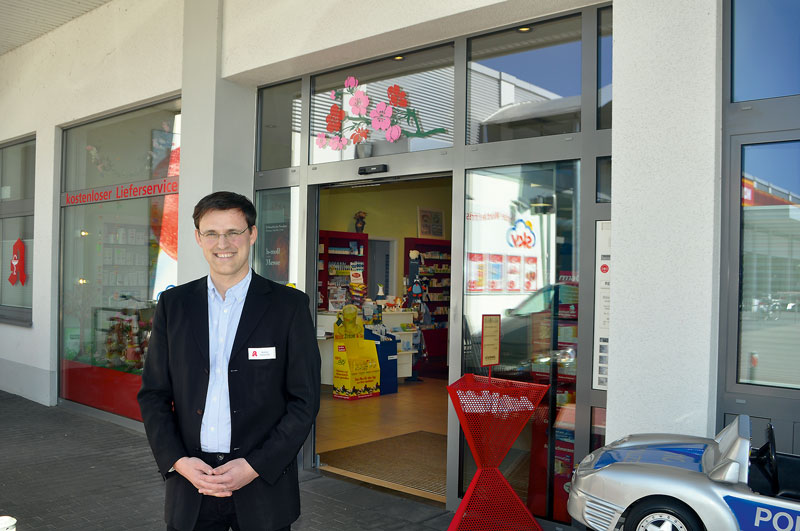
top-left (212, 397), bottom-right (217, 402)
top-left (210, 426), bottom-right (215, 431)
top-left (216, 369), bottom-right (220, 374)
top-left (224, 309), bottom-right (228, 314)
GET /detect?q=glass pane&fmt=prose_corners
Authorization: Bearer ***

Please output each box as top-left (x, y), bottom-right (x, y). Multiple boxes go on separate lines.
top-left (60, 194), bottom-right (179, 419)
top-left (254, 187), bottom-right (299, 285)
top-left (462, 161), bottom-right (579, 524)
top-left (64, 99), bottom-right (181, 191)
top-left (310, 45), bottom-right (454, 164)
top-left (597, 7), bottom-right (612, 129)
top-left (467, 16), bottom-right (582, 144)
top-left (732, 0), bottom-right (800, 102)
top-left (0, 216), bottom-right (34, 308)
top-left (0, 140), bottom-right (35, 202)
top-left (738, 140), bottom-right (800, 389)
top-left (259, 81), bottom-right (302, 171)
top-left (590, 407), bottom-right (606, 452)
top-left (597, 156), bottom-right (611, 203)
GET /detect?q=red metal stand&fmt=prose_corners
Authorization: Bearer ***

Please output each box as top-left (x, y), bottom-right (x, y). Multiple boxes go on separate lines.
top-left (447, 373), bottom-right (549, 531)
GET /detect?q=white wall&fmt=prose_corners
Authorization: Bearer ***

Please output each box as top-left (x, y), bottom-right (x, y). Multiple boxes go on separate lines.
top-left (607, 0), bottom-right (722, 441)
top-left (0, 0), bottom-right (183, 405)
top-left (221, 0), bottom-right (596, 84)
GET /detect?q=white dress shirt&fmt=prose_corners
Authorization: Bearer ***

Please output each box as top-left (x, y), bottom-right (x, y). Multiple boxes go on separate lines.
top-left (200, 270), bottom-right (252, 453)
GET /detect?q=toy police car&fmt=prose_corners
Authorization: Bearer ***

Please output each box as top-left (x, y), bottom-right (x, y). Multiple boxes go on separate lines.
top-left (568, 415), bottom-right (800, 530)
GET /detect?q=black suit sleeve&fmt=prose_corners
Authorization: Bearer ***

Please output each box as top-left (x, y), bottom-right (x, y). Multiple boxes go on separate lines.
top-left (137, 296), bottom-right (187, 477)
top-left (246, 292), bottom-right (321, 485)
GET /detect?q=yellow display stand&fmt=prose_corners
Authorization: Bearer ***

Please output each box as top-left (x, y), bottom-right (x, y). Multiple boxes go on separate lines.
top-left (332, 305), bottom-right (380, 399)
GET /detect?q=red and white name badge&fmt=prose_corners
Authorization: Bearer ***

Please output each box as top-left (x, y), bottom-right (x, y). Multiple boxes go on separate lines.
top-left (248, 347), bottom-right (276, 360)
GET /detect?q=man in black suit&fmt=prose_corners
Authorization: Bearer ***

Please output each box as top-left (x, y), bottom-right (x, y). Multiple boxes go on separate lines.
top-left (138, 191), bottom-right (320, 531)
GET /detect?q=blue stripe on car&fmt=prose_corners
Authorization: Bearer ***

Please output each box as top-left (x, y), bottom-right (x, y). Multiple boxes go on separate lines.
top-left (593, 444), bottom-right (707, 472)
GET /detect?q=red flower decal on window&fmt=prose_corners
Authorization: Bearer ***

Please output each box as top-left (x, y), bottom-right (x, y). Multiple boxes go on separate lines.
top-left (387, 85), bottom-right (408, 107)
top-left (326, 104), bottom-right (346, 132)
top-left (350, 128), bottom-right (369, 144)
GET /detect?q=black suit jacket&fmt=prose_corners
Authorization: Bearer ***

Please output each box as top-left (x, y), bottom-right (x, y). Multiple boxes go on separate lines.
top-left (137, 272), bottom-right (321, 531)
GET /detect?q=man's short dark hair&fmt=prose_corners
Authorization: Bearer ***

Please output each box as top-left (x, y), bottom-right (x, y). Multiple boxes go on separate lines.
top-left (193, 191), bottom-right (257, 229)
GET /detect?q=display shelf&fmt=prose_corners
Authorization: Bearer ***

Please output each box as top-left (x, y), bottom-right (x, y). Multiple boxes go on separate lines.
top-left (404, 237), bottom-right (452, 322)
top-left (318, 230), bottom-right (369, 311)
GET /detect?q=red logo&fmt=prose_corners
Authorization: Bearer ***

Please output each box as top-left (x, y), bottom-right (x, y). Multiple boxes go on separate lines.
top-left (337, 345), bottom-right (346, 352)
top-left (8, 238), bottom-right (26, 286)
top-left (600, 264), bottom-right (609, 274)
top-left (251, 350), bottom-right (258, 357)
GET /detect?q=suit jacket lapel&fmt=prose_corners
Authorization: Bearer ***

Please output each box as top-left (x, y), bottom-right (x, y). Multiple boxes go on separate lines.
top-left (189, 277), bottom-right (210, 373)
top-left (230, 272), bottom-right (272, 361)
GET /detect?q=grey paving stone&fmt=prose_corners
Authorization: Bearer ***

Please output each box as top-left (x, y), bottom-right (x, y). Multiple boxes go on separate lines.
top-left (0, 390), bottom-right (456, 530)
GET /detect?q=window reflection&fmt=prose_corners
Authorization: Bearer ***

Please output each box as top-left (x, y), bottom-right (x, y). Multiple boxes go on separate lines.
top-left (63, 100), bottom-right (182, 191)
top-left (310, 46), bottom-right (454, 164)
top-left (259, 81), bottom-right (302, 171)
top-left (468, 16), bottom-right (582, 144)
top-left (597, 7), bottom-right (612, 129)
top-left (254, 187), bottom-right (299, 285)
top-left (0, 140), bottom-right (35, 202)
top-left (738, 140), bottom-right (800, 389)
top-left (462, 161), bottom-right (579, 523)
top-left (732, 0), bottom-right (800, 102)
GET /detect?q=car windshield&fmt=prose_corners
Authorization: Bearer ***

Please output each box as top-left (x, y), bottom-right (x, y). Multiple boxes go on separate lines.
top-left (510, 288), bottom-right (553, 316)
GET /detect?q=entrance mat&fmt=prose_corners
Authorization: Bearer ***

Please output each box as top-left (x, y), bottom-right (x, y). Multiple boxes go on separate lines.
top-left (319, 431), bottom-right (446, 496)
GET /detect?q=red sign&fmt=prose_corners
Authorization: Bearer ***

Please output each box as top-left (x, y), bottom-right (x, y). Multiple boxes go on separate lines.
top-left (8, 238), bottom-right (26, 286)
top-left (600, 264), bottom-right (609, 274)
top-left (64, 178), bottom-right (178, 206)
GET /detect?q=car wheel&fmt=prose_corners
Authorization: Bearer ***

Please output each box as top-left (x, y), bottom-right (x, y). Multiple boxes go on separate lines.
top-left (625, 498), bottom-right (703, 531)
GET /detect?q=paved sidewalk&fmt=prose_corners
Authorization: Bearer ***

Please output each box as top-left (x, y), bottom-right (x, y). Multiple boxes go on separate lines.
top-left (0, 391), bottom-right (453, 531)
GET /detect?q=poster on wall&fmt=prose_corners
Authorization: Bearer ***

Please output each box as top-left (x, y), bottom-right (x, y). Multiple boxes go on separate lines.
top-left (488, 254), bottom-right (504, 292)
top-left (506, 255), bottom-right (521, 292)
top-left (593, 220), bottom-right (611, 390)
top-left (467, 253), bottom-right (485, 292)
top-left (417, 207), bottom-right (445, 239)
top-left (262, 221), bottom-right (290, 283)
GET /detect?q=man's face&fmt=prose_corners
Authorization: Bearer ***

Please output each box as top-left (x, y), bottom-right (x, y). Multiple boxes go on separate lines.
top-left (195, 208), bottom-right (257, 282)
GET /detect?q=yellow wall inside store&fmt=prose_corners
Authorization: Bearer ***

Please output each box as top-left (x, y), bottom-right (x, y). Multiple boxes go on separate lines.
top-left (319, 177), bottom-right (452, 298)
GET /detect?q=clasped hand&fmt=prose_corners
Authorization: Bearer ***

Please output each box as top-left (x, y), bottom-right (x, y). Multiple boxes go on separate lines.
top-left (174, 457), bottom-right (258, 497)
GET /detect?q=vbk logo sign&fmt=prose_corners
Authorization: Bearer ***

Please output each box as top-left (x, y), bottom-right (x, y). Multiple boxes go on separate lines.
top-left (507, 220), bottom-right (536, 249)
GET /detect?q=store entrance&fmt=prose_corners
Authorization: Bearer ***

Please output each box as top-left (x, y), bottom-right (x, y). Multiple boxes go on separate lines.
top-left (314, 175), bottom-right (452, 502)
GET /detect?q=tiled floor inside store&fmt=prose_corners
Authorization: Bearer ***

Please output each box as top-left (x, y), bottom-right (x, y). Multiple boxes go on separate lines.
top-left (316, 377), bottom-right (449, 453)
top-left (315, 377), bottom-right (450, 501)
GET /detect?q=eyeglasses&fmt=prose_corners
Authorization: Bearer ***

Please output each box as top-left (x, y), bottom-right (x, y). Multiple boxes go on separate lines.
top-left (198, 226), bottom-right (251, 244)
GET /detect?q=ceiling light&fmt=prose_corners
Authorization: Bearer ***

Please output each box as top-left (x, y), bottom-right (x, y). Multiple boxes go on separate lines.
top-left (393, 55), bottom-right (405, 61)
top-left (517, 26), bottom-right (532, 33)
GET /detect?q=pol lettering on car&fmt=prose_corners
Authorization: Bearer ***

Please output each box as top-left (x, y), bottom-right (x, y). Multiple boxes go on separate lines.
top-left (724, 496), bottom-right (800, 531)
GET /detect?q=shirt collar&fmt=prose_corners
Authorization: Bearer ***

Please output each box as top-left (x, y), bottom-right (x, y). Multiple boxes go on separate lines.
top-left (207, 269), bottom-right (252, 303)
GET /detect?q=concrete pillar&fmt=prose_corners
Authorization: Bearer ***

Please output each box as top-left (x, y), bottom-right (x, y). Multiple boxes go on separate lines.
top-left (606, 0), bottom-right (722, 441)
top-left (177, 0), bottom-right (257, 284)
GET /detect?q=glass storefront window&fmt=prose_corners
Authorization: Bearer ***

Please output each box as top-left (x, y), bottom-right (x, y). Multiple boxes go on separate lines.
top-left (259, 81), bottom-right (302, 171)
top-left (732, 0), bottom-right (800, 102)
top-left (597, 156), bottom-right (611, 203)
top-left (461, 161), bottom-right (579, 523)
top-left (467, 15), bottom-right (582, 144)
top-left (0, 139), bottom-right (35, 202)
top-left (597, 7), bottom-right (612, 129)
top-left (60, 100), bottom-right (181, 419)
top-left (63, 99), bottom-right (182, 191)
top-left (1, 216), bottom-right (34, 308)
top-left (254, 187), bottom-right (299, 285)
top-left (738, 140), bottom-right (800, 389)
top-left (590, 407), bottom-right (606, 452)
top-left (310, 45), bottom-right (454, 164)
top-left (60, 195), bottom-right (178, 419)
